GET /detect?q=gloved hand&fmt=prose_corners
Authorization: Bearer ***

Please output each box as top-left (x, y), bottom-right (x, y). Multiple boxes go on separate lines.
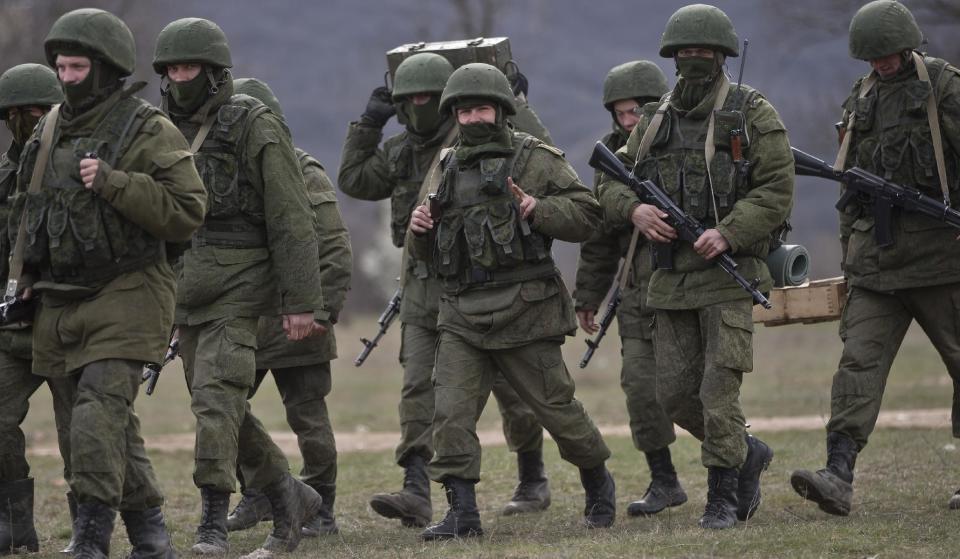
top-left (361, 86), bottom-right (396, 127)
top-left (508, 71), bottom-right (529, 98)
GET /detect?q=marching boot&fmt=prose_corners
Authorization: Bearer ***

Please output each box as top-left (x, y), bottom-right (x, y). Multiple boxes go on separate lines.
top-left (949, 488), bottom-right (960, 510)
top-left (579, 463), bottom-right (616, 528)
top-left (226, 490), bottom-right (272, 532)
top-left (737, 434), bottom-right (774, 521)
top-left (501, 449), bottom-right (551, 515)
top-left (301, 483), bottom-right (338, 537)
top-left (369, 454), bottom-right (432, 527)
top-left (61, 491), bottom-right (78, 554)
top-left (698, 467), bottom-right (738, 530)
top-left (120, 507), bottom-right (177, 559)
top-left (191, 487), bottom-right (230, 554)
top-left (0, 478), bottom-right (39, 554)
top-left (72, 500), bottom-right (116, 559)
top-left (244, 474), bottom-right (321, 556)
top-left (627, 447), bottom-right (688, 517)
top-left (790, 432), bottom-right (858, 516)
top-left (420, 477), bottom-right (482, 541)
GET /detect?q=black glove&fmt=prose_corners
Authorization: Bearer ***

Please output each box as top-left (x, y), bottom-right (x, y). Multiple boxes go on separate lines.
top-left (361, 86), bottom-right (396, 127)
top-left (508, 71), bottom-right (529, 98)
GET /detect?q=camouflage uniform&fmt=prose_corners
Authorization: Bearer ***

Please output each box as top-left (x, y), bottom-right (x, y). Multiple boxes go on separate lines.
top-left (790, 0), bottom-right (960, 515)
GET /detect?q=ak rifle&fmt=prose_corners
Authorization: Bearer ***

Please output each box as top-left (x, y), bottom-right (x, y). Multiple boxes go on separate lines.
top-left (354, 287), bottom-right (402, 366)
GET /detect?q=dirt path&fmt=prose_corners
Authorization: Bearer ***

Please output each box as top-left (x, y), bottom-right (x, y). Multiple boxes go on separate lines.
top-left (27, 408), bottom-right (951, 458)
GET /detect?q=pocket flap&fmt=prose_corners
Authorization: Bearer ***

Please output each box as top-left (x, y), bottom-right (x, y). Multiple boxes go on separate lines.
top-left (851, 218), bottom-right (874, 232)
top-left (307, 190), bottom-right (337, 205)
top-left (212, 247), bottom-right (270, 265)
top-left (720, 307), bottom-right (753, 333)
top-left (520, 278), bottom-right (560, 302)
top-left (225, 324), bottom-right (257, 348)
top-left (152, 149), bottom-right (192, 170)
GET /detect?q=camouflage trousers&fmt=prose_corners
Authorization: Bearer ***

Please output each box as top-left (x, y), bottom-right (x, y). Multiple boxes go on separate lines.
top-left (180, 317), bottom-right (289, 493)
top-left (653, 300), bottom-right (753, 469)
top-left (620, 335), bottom-right (676, 452)
top-left (429, 333), bottom-right (610, 482)
top-left (827, 282), bottom-right (960, 447)
top-left (246, 362), bottom-right (337, 488)
top-left (397, 322), bottom-right (544, 466)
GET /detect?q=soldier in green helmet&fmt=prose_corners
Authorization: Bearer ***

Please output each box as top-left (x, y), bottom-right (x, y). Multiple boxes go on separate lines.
top-left (339, 52), bottom-right (555, 528)
top-left (153, 18), bottom-right (326, 557)
top-left (597, 4), bottom-right (792, 529)
top-left (223, 77), bottom-right (352, 538)
top-left (408, 62), bottom-right (615, 539)
top-left (574, 60), bottom-right (689, 519)
top-left (13, 7), bottom-right (207, 558)
top-left (790, 0), bottom-right (960, 515)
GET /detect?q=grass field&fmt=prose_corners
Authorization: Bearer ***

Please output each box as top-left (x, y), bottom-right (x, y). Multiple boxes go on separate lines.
top-left (18, 316), bottom-right (960, 558)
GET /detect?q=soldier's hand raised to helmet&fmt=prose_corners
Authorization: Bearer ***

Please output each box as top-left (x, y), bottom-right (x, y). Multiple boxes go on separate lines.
top-left (508, 177), bottom-right (537, 220)
top-left (410, 204), bottom-right (433, 235)
top-left (361, 86), bottom-right (396, 127)
top-left (631, 203), bottom-right (676, 243)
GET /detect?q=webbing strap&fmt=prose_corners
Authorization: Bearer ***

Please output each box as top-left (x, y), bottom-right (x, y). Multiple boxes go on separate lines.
top-left (833, 74), bottom-right (877, 172)
top-left (704, 73), bottom-right (731, 222)
top-left (912, 51), bottom-right (951, 205)
top-left (189, 112), bottom-right (217, 154)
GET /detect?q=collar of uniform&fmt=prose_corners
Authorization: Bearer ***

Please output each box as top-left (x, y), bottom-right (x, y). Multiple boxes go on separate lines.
top-left (59, 86), bottom-right (128, 136)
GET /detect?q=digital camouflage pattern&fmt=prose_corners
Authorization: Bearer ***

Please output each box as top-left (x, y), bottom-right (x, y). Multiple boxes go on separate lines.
top-left (848, 0), bottom-right (922, 60)
top-left (44, 8), bottom-right (136, 75)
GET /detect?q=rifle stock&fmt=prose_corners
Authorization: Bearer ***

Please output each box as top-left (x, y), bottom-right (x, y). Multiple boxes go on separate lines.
top-left (579, 286), bottom-right (620, 369)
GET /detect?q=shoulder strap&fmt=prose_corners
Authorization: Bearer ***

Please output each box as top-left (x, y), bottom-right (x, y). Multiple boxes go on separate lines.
top-left (912, 51), bottom-right (951, 205)
top-left (834, 74), bottom-right (877, 172)
top-left (6, 104), bottom-right (60, 299)
top-left (704, 74), bottom-right (731, 221)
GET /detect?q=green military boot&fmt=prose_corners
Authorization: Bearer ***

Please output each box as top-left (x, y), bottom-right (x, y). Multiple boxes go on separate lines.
top-left (579, 463), bottom-right (616, 528)
top-left (949, 489), bottom-right (960, 510)
top-left (120, 507), bottom-right (177, 559)
top-left (226, 489), bottom-right (272, 532)
top-left (369, 454), bottom-right (432, 527)
top-left (245, 474), bottom-right (321, 556)
top-left (62, 491), bottom-right (78, 554)
top-left (72, 500), bottom-right (116, 559)
top-left (790, 432), bottom-right (857, 516)
top-left (192, 487), bottom-right (230, 554)
top-left (627, 447), bottom-right (688, 517)
top-left (302, 483), bottom-right (338, 537)
top-left (698, 467), bottom-right (738, 530)
top-left (737, 434), bottom-right (774, 521)
top-left (420, 477), bottom-right (483, 541)
top-left (0, 478), bottom-right (39, 554)
top-left (501, 450), bottom-right (551, 516)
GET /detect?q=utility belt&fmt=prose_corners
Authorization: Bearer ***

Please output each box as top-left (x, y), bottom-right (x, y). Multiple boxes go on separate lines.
top-left (43, 247), bottom-right (162, 287)
top-left (192, 217), bottom-right (267, 249)
top-left (442, 260), bottom-right (557, 291)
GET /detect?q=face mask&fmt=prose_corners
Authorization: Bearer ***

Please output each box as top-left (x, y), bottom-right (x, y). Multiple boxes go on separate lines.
top-left (459, 121), bottom-right (502, 146)
top-left (6, 111), bottom-right (40, 146)
top-left (169, 71), bottom-right (209, 114)
top-left (62, 69), bottom-right (96, 109)
top-left (676, 56), bottom-right (717, 81)
top-left (400, 97), bottom-right (443, 135)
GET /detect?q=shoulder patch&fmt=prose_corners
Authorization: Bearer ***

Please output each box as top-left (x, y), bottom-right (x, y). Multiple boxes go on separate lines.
top-left (535, 143), bottom-right (565, 158)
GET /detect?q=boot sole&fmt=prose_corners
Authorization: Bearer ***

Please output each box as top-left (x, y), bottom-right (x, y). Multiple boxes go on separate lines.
top-left (790, 472), bottom-right (850, 516)
top-left (738, 444), bottom-right (774, 521)
top-left (420, 527), bottom-right (483, 541)
top-left (626, 492), bottom-right (688, 517)
top-left (369, 498), bottom-right (430, 528)
top-left (501, 496), bottom-right (552, 516)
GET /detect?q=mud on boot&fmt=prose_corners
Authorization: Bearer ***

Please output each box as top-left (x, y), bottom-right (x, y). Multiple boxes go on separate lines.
top-left (580, 464), bottom-right (616, 528)
top-left (227, 490), bottom-right (272, 532)
top-left (301, 483), bottom-right (338, 537)
top-left (253, 474), bottom-right (322, 554)
top-left (790, 432), bottom-right (857, 516)
top-left (120, 506), bottom-right (177, 559)
top-left (420, 477), bottom-right (482, 541)
top-left (737, 434), bottom-right (773, 521)
top-left (699, 466), bottom-right (738, 530)
top-left (0, 478), bottom-right (39, 555)
top-left (627, 447), bottom-right (687, 517)
top-left (73, 500), bottom-right (117, 559)
top-left (501, 450), bottom-right (551, 516)
top-left (191, 487), bottom-right (230, 555)
top-left (369, 454), bottom-right (432, 528)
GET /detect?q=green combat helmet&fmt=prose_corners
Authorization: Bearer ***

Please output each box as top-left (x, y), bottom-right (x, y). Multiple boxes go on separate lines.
top-left (392, 53), bottom-right (454, 101)
top-left (0, 63), bottom-right (63, 119)
top-left (602, 61), bottom-right (669, 108)
top-left (439, 62), bottom-right (516, 115)
top-left (44, 8), bottom-right (136, 76)
top-left (848, 0), bottom-right (922, 60)
top-left (153, 18), bottom-right (232, 74)
top-left (659, 4), bottom-right (739, 58)
top-left (234, 78), bottom-right (283, 118)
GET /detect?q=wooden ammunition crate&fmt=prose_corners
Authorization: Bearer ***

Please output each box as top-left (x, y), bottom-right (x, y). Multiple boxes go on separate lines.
top-left (753, 276), bottom-right (848, 327)
top-left (387, 37), bottom-right (513, 80)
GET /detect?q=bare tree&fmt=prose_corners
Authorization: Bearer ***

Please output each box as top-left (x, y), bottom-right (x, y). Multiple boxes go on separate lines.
top-left (448, 0), bottom-right (504, 37)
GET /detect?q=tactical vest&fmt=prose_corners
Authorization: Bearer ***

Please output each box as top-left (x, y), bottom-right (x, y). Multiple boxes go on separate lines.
top-left (846, 57), bottom-right (960, 200)
top-left (0, 151), bottom-right (18, 284)
top-left (15, 95), bottom-right (164, 286)
top-left (190, 95), bottom-right (271, 248)
top-left (433, 134), bottom-right (554, 289)
top-left (386, 123), bottom-right (453, 249)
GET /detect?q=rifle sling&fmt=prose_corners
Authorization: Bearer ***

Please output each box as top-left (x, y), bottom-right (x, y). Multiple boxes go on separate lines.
top-left (912, 51), bottom-right (951, 206)
top-left (833, 74), bottom-right (876, 173)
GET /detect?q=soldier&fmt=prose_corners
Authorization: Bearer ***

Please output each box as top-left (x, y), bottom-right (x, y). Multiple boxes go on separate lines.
top-left (408, 62), bottom-right (616, 539)
top-left (598, 4), bottom-right (791, 529)
top-left (223, 77), bottom-right (352, 537)
top-left (153, 18), bottom-right (326, 557)
top-left (574, 60), bottom-right (688, 518)
top-left (15, 8), bottom-right (207, 558)
top-left (338, 52), bottom-right (552, 527)
top-left (790, 0), bottom-right (960, 515)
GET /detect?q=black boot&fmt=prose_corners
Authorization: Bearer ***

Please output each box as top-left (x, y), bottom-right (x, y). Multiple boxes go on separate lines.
top-left (73, 500), bottom-right (116, 559)
top-left (120, 507), bottom-right (176, 559)
top-left (226, 489), bottom-right (272, 532)
top-left (191, 487), bottom-right (230, 554)
top-left (627, 447), bottom-right (688, 517)
top-left (370, 454), bottom-right (432, 527)
top-left (247, 474), bottom-right (322, 556)
top-left (737, 434), bottom-right (774, 521)
top-left (699, 467), bottom-right (738, 530)
top-left (0, 478), bottom-right (39, 554)
top-left (949, 488), bottom-right (960, 510)
top-left (580, 464), bottom-right (616, 528)
top-left (61, 491), bottom-right (78, 554)
top-left (420, 477), bottom-right (482, 541)
top-left (501, 450), bottom-right (551, 515)
top-left (790, 432), bottom-right (858, 516)
top-left (302, 483), bottom-right (338, 537)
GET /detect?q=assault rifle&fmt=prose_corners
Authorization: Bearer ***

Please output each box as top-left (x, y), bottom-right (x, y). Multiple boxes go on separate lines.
top-left (355, 287), bottom-right (402, 366)
top-left (792, 147), bottom-right (960, 247)
top-left (589, 142), bottom-right (772, 309)
top-left (579, 285), bottom-right (620, 369)
top-left (141, 331), bottom-right (180, 396)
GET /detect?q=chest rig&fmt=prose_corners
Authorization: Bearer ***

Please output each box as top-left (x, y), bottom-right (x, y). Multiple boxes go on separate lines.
top-left (15, 94), bottom-right (163, 286)
top-left (0, 152), bottom-right (19, 283)
top-left (191, 95), bottom-right (270, 248)
top-left (433, 134), bottom-right (553, 289)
